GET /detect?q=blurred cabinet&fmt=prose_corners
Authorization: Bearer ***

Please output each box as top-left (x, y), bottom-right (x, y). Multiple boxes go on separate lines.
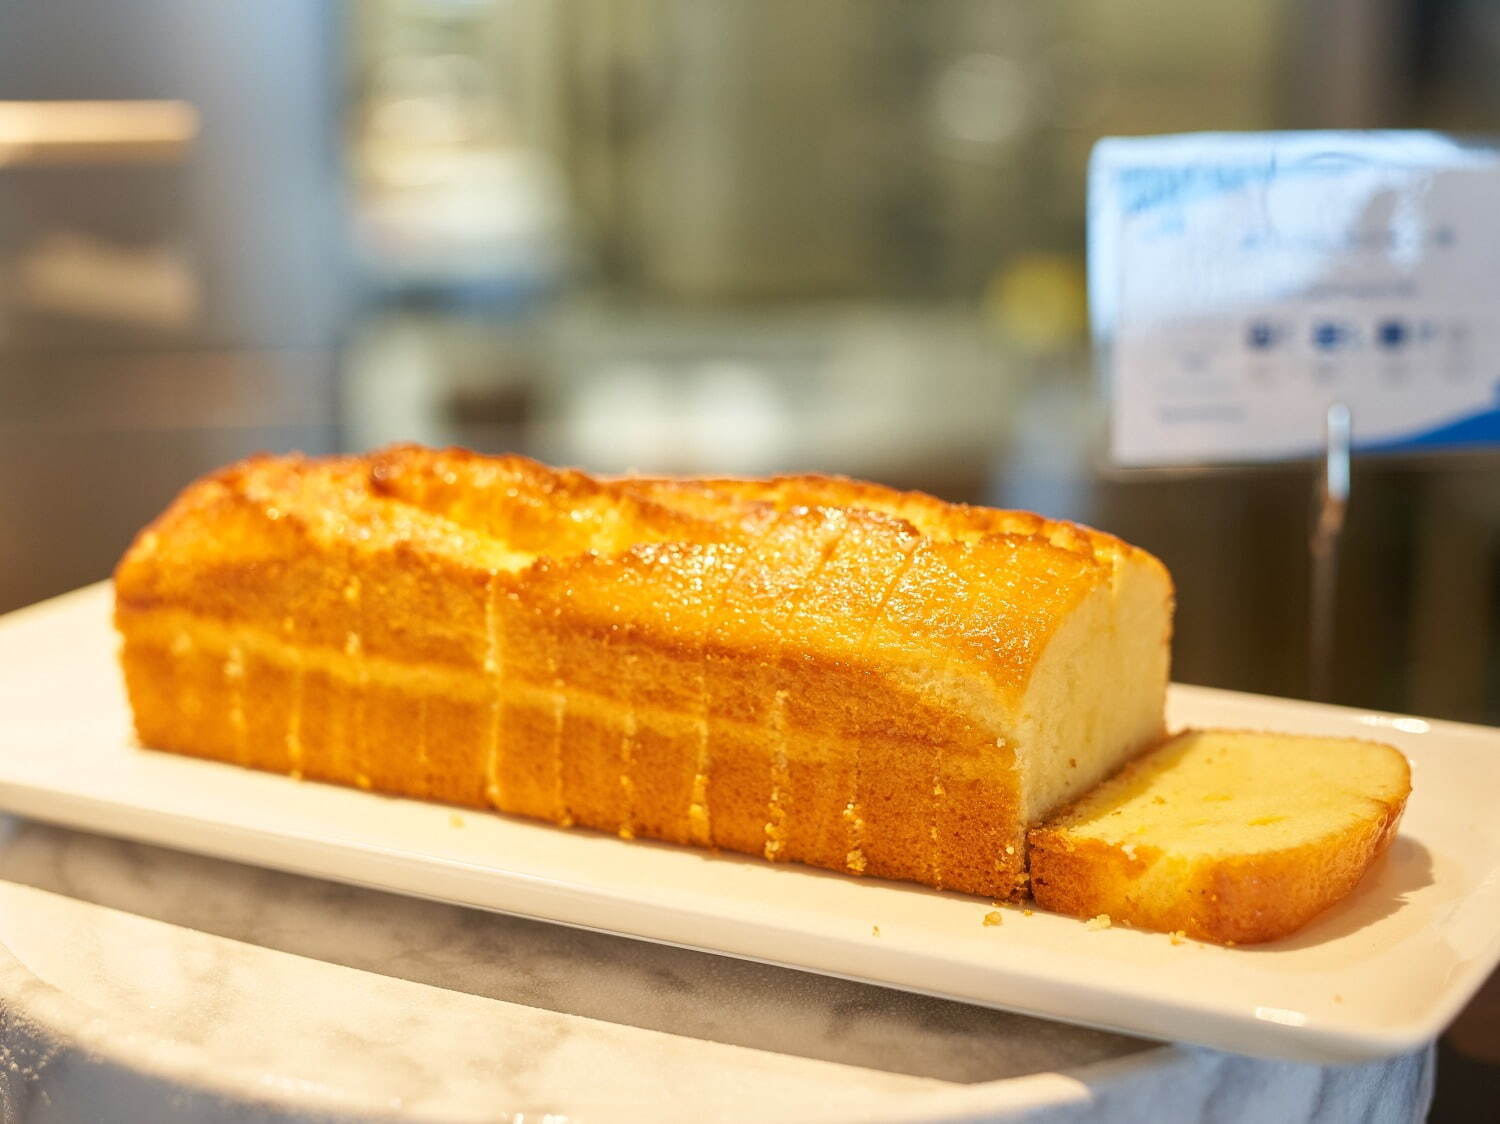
top-left (0, 1), bottom-right (346, 611)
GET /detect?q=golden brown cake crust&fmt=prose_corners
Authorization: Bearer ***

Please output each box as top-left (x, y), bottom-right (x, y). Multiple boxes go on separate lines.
top-left (115, 445), bottom-right (1172, 901)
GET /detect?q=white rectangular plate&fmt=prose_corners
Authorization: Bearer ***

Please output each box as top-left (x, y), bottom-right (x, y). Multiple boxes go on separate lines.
top-left (1, 584), bottom-right (1496, 1063)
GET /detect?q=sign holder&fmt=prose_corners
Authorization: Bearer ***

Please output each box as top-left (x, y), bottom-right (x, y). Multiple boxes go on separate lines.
top-left (1308, 403), bottom-right (1350, 702)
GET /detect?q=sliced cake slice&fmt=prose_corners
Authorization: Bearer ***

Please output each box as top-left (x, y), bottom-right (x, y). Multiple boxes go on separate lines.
top-left (1027, 729), bottom-right (1411, 944)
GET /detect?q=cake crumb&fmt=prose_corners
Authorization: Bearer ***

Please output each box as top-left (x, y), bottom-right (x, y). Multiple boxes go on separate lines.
top-left (449, 813), bottom-right (465, 828)
top-left (1169, 930), bottom-right (1187, 945)
top-left (1022, 908), bottom-right (1034, 917)
top-left (983, 910), bottom-right (1003, 927)
top-left (871, 925), bottom-right (881, 937)
top-left (1085, 913), bottom-right (1112, 931)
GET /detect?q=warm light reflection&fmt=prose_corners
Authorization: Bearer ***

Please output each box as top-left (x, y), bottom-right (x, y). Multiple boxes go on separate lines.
top-left (0, 100), bottom-right (197, 166)
top-left (1357, 715), bottom-right (1432, 735)
top-left (1254, 1005), bottom-right (1308, 1027)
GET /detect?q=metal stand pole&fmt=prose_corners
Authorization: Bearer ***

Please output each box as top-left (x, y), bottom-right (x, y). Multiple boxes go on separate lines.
top-left (1309, 402), bottom-right (1351, 702)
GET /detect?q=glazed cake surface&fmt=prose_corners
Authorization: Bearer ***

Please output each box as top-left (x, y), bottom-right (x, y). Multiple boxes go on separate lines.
top-left (114, 446), bottom-right (1174, 899)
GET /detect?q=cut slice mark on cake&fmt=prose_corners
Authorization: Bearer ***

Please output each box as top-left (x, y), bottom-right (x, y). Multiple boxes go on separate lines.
top-left (617, 669), bottom-right (639, 840)
top-left (481, 570), bottom-right (507, 809)
top-left (891, 542), bottom-right (962, 892)
top-left (546, 627), bottom-right (573, 827)
top-left (688, 511), bottom-right (788, 847)
top-left (169, 628), bottom-right (202, 725)
top-left (759, 514), bottom-right (849, 862)
top-left (414, 695), bottom-right (431, 798)
top-left (223, 639), bottom-right (248, 765)
top-left (281, 615), bottom-right (306, 779)
top-left (841, 539), bottom-right (920, 876)
top-left (929, 778), bottom-right (943, 888)
top-left (763, 690), bottom-right (792, 859)
top-left (344, 629), bottom-right (370, 788)
top-left (342, 576), bottom-right (372, 790)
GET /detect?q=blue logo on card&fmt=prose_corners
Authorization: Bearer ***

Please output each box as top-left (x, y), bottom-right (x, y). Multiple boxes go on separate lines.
top-left (1313, 322), bottom-right (1354, 350)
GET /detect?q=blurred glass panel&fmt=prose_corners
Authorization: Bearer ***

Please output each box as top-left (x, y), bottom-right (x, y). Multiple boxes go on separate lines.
top-left (337, 0), bottom-right (1500, 726)
top-left (0, 0), bottom-right (1496, 728)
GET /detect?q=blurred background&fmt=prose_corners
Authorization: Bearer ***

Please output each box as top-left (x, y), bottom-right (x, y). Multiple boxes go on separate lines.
top-left (4, 0), bottom-right (1500, 715)
top-left (2, 0), bottom-right (1500, 1113)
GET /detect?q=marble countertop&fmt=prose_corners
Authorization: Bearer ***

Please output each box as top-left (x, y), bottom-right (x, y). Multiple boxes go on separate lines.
top-left (0, 817), bottom-right (1432, 1123)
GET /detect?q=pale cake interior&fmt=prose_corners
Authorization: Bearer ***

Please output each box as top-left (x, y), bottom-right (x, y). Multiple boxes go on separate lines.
top-left (1010, 556), bottom-right (1172, 824)
top-left (1048, 730), bottom-right (1412, 856)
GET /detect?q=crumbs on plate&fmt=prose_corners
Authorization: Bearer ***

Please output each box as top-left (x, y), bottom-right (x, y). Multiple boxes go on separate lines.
top-left (871, 925), bottom-right (881, 937)
top-left (1169, 930), bottom-right (1187, 945)
top-left (1084, 913), bottom-right (1112, 931)
top-left (449, 812), bottom-right (465, 828)
top-left (982, 910), bottom-right (1003, 927)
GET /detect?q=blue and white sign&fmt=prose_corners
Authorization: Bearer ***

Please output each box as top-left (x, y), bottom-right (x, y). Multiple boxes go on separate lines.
top-left (1089, 132), bottom-right (1500, 466)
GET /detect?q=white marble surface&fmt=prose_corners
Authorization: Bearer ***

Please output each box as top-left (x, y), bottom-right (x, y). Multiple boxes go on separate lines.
top-left (0, 817), bottom-right (1432, 1123)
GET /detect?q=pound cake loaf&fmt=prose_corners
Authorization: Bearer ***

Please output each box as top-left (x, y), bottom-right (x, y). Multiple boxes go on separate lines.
top-left (1028, 730), bottom-right (1411, 942)
top-left (114, 445), bottom-right (1174, 899)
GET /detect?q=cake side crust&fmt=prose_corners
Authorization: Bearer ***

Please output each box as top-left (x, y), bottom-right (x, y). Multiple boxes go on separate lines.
top-left (118, 601), bottom-right (1032, 895)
